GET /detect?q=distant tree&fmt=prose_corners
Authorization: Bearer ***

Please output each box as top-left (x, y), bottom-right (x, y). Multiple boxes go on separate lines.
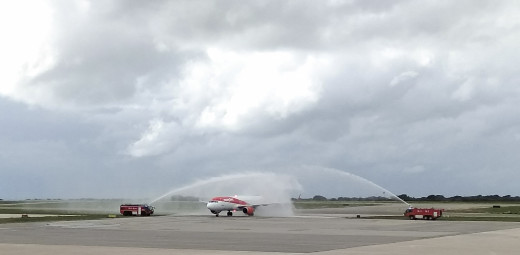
top-left (299, 194), bottom-right (520, 202)
top-left (450, 195), bottom-right (463, 201)
top-left (426, 195), bottom-right (446, 201)
top-left (398, 194), bottom-right (413, 201)
top-left (312, 195), bottom-right (327, 201)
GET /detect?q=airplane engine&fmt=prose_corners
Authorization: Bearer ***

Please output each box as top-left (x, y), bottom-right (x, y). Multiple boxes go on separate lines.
top-left (242, 206), bottom-right (255, 216)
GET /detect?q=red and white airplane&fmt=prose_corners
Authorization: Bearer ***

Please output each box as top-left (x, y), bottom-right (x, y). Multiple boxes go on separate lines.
top-left (206, 196), bottom-right (267, 217)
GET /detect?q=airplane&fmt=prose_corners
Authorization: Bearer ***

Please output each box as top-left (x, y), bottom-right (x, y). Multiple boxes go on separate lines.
top-left (206, 195), bottom-right (267, 217)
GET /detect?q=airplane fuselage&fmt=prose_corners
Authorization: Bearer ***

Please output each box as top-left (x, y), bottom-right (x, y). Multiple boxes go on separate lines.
top-left (206, 196), bottom-right (255, 217)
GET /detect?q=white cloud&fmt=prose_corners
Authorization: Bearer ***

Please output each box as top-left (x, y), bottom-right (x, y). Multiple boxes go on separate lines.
top-left (0, 0), bottom-right (55, 102)
top-left (402, 165), bottom-right (426, 174)
top-left (2, 0), bottom-right (520, 198)
top-left (452, 78), bottom-right (475, 102)
top-left (390, 71), bottom-right (419, 87)
top-left (186, 48), bottom-right (324, 131)
top-left (127, 119), bottom-right (182, 157)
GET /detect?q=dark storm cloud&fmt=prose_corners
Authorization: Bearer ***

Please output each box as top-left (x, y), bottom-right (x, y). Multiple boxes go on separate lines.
top-left (25, 1), bottom-right (202, 107)
top-left (1, 0), bottom-right (520, 198)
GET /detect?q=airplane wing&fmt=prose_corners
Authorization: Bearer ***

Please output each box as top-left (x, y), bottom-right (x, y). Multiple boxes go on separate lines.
top-left (237, 203), bottom-right (274, 209)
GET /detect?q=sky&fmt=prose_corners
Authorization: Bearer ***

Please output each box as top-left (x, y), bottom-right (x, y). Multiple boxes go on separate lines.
top-left (1, 0), bottom-right (519, 200)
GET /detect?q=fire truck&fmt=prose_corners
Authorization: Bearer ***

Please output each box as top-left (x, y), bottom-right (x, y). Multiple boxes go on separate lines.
top-left (404, 207), bottom-right (443, 220)
top-left (120, 204), bottom-right (154, 216)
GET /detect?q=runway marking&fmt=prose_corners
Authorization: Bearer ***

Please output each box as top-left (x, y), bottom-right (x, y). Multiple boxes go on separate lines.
top-left (291, 215), bottom-right (337, 219)
top-left (46, 222), bottom-right (120, 229)
top-left (0, 244), bottom-right (293, 255)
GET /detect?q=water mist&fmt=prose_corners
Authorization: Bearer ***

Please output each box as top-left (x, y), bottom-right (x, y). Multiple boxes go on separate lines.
top-left (150, 172), bottom-right (302, 216)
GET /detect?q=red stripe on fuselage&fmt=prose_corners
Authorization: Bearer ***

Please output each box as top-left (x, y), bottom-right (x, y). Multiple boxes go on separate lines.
top-left (210, 196), bottom-right (248, 205)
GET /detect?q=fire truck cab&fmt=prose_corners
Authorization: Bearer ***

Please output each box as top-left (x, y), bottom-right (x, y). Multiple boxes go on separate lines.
top-left (120, 204), bottom-right (154, 216)
top-left (404, 207), bottom-right (443, 220)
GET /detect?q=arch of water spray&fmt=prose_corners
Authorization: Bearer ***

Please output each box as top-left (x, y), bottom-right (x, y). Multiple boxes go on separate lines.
top-left (149, 165), bottom-right (410, 211)
top-left (149, 172), bottom-right (302, 204)
top-left (295, 166), bottom-right (410, 206)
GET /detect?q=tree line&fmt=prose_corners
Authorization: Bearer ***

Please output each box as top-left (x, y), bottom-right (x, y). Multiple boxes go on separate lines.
top-left (397, 194), bottom-right (520, 202)
top-left (297, 194), bottom-right (520, 202)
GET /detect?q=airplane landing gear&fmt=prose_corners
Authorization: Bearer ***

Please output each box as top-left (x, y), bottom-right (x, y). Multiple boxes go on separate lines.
top-left (227, 211), bottom-right (233, 217)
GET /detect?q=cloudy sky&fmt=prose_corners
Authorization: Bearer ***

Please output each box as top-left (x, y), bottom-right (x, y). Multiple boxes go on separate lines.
top-left (1, 0), bottom-right (519, 200)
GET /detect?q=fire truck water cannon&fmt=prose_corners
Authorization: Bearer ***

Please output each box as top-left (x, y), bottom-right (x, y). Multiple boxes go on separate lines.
top-left (120, 204), bottom-right (155, 216)
top-left (404, 207), bottom-right (444, 220)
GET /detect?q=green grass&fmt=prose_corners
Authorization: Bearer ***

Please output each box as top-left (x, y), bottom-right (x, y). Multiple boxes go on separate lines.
top-left (0, 207), bottom-right (93, 215)
top-left (361, 205), bottom-right (520, 222)
top-left (0, 214), bottom-right (112, 224)
top-left (362, 215), bottom-right (520, 222)
top-left (450, 205), bottom-right (520, 214)
top-left (0, 200), bottom-right (121, 224)
top-left (4, 200), bottom-right (520, 223)
top-left (292, 200), bottom-right (382, 209)
top-left (0, 201), bottom-right (20, 205)
top-left (440, 216), bottom-right (520, 222)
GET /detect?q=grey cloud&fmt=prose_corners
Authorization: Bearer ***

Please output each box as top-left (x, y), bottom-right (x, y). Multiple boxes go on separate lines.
top-left (2, 0), bottom-right (520, 199)
top-left (24, 1), bottom-right (203, 108)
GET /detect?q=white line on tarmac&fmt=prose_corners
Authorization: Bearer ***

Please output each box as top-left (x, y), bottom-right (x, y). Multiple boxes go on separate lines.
top-left (314, 227), bottom-right (520, 255)
top-left (0, 244), bottom-right (302, 255)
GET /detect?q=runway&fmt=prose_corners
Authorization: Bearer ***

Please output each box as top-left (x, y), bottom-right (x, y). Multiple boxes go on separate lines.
top-left (1, 214), bottom-right (519, 254)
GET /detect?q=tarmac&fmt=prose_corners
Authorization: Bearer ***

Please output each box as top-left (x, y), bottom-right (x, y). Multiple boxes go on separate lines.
top-left (1, 213), bottom-right (520, 254)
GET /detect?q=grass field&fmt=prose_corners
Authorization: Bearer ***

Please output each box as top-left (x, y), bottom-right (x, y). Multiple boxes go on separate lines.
top-left (2, 200), bottom-right (520, 223)
top-left (292, 200), bottom-right (381, 209)
top-left (0, 215), bottom-right (110, 224)
top-left (440, 205), bottom-right (520, 222)
top-left (450, 205), bottom-right (520, 214)
top-left (362, 203), bottom-right (520, 222)
top-left (0, 200), bottom-right (121, 224)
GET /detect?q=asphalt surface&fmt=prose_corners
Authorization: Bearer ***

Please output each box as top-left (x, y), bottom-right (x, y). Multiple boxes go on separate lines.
top-left (1, 214), bottom-right (520, 254)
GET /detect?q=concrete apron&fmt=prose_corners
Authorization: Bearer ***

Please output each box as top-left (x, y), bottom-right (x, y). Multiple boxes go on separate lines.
top-left (1, 227), bottom-right (519, 255)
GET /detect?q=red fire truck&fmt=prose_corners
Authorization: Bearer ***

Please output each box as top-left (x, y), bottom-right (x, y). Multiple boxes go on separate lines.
top-left (120, 204), bottom-right (154, 216)
top-left (404, 207), bottom-right (443, 220)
